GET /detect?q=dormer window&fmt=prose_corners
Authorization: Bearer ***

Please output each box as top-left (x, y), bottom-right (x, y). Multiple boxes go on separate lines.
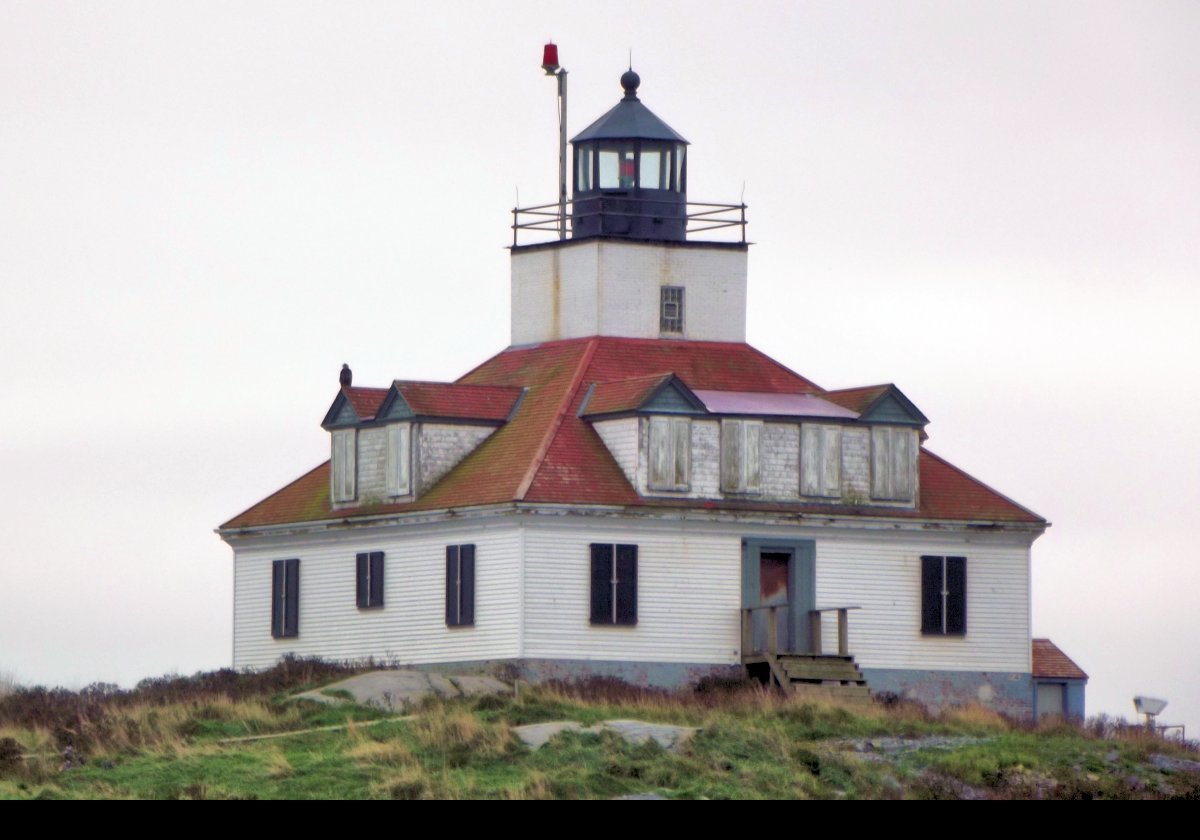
top-left (647, 416), bottom-right (690, 491)
top-left (660, 286), bottom-right (684, 334)
top-left (385, 423), bottom-right (412, 497)
top-left (871, 426), bottom-right (917, 501)
top-left (331, 428), bottom-right (357, 503)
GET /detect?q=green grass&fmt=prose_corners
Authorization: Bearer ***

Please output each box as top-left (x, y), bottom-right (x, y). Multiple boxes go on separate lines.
top-left (2, 671), bottom-right (1197, 799)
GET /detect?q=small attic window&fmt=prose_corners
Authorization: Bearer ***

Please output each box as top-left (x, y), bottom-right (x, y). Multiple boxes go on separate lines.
top-left (660, 286), bottom-right (684, 334)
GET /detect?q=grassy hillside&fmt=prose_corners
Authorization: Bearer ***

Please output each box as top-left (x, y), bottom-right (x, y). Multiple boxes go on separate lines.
top-left (2, 660), bottom-right (1196, 800)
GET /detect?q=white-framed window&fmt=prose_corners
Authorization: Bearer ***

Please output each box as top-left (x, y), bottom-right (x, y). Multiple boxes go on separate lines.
top-left (331, 428), bottom-right (357, 503)
top-left (720, 419), bottom-right (762, 493)
top-left (385, 422), bottom-right (412, 497)
top-left (660, 286), bottom-right (684, 334)
top-left (871, 426), bottom-right (917, 501)
top-left (647, 416), bottom-right (690, 491)
top-left (801, 424), bottom-right (842, 498)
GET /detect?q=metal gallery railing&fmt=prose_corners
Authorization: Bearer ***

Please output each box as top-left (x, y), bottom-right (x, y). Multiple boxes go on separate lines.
top-left (511, 197), bottom-right (747, 246)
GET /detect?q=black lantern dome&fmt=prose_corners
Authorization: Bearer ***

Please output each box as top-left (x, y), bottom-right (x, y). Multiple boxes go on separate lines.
top-left (571, 71), bottom-right (689, 241)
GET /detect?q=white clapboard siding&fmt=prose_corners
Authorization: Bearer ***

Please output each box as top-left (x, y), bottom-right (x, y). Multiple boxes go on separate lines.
top-left (522, 519), bottom-right (743, 664)
top-left (593, 418), bottom-right (638, 486)
top-left (813, 530), bottom-right (1031, 672)
top-left (232, 521), bottom-right (521, 670)
top-left (523, 518), bottom-right (1031, 673)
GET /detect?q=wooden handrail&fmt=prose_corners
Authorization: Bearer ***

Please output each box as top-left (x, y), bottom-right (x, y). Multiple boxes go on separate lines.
top-left (742, 605), bottom-right (862, 658)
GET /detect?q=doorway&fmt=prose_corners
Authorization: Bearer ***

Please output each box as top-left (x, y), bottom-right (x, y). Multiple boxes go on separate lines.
top-left (741, 538), bottom-right (816, 654)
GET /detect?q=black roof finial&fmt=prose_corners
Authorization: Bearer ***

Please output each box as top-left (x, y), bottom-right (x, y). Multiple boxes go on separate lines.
top-left (620, 68), bottom-right (640, 100)
top-left (340, 363), bottom-right (352, 388)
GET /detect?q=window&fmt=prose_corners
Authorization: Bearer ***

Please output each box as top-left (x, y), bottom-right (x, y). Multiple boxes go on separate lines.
top-left (445, 544), bottom-right (475, 627)
top-left (386, 423), bottom-right (411, 497)
top-left (801, 424), bottom-right (842, 498)
top-left (921, 555), bottom-right (966, 636)
top-left (660, 286), bottom-right (684, 334)
top-left (590, 544), bottom-right (637, 626)
top-left (647, 416), bottom-right (690, 491)
top-left (721, 419), bottom-right (762, 493)
top-left (331, 428), bottom-right (357, 503)
top-left (271, 558), bottom-right (300, 638)
top-left (356, 551), bottom-right (384, 609)
top-left (871, 426), bottom-right (916, 501)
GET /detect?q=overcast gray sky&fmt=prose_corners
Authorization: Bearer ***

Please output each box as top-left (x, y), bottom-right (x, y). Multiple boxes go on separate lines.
top-left (2, 1), bottom-right (1197, 729)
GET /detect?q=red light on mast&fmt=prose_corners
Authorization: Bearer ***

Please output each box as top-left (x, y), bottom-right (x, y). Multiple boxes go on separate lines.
top-left (542, 42), bottom-right (560, 75)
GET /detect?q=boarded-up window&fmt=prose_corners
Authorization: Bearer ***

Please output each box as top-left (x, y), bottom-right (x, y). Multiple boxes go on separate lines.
top-left (590, 543), bottom-right (638, 626)
top-left (801, 424), bottom-right (842, 498)
top-left (271, 558), bottom-right (300, 638)
top-left (356, 551), bottom-right (384, 609)
top-left (385, 423), bottom-right (411, 497)
top-left (921, 555), bottom-right (966, 636)
top-left (331, 428), bottom-right (357, 503)
top-left (660, 286), bottom-right (684, 334)
top-left (647, 417), bottom-right (690, 491)
top-left (871, 426), bottom-right (916, 501)
top-left (721, 420), bottom-right (762, 493)
top-left (445, 544), bottom-right (475, 627)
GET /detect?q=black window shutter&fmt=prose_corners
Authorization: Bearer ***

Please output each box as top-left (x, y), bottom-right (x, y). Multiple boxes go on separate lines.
top-left (459, 545), bottom-right (475, 626)
top-left (920, 555), bottom-right (943, 634)
top-left (271, 559), bottom-right (284, 638)
top-left (615, 544), bottom-right (638, 626)
top-left (945, 556), bottom-right (967, 635)
top-left (446, 545), bottom-right (459, 625)
top-left (356, 552), bottom-right (369, 608)
top-left (283, 559), bottom-right (300, 637)
top-left (590, 544), bottom-right (613, 624)
top-left (369, 551), bottom-right (385, 608)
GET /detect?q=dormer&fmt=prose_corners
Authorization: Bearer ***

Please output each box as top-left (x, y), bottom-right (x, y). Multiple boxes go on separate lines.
top-left (823, 385), bottom-right (930, 504)
top-left (583, 374), bottom-right (929, 508)
top-left (322, 367), bottom-right (524, 509)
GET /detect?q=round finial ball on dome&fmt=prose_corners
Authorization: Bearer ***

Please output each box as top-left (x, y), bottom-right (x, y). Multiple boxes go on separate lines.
top-left (620, 69), bottom-right (640, 97)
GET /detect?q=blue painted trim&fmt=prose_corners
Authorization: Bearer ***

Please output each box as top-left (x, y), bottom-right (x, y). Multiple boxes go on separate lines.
top-left (1034, 677), bottom-right (1088, 720)
top-left (742, 537), bottom-right (816, 654)
top-left (321, 391), bottom-right (359, 429)
top-left (859, 385), bottom-right (929, 427)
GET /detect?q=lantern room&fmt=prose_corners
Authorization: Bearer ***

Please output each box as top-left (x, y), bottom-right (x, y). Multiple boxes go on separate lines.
top-left (570, 70), bottom-right (689, 241)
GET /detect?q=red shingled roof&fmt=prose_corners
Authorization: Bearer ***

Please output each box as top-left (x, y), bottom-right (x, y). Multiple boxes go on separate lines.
top-left (822, 385), bottom-right (891, 415)
top-left (342, 387), bottom-right (389, 421)
top-left (1033, 639), bottom-right (1089, 680)
top-left (220, 337), bottom-right (1046, 530)
top-left (393, 381), bottom-right (524, 421)
top-left (583, 373), bottom-right (678, 416)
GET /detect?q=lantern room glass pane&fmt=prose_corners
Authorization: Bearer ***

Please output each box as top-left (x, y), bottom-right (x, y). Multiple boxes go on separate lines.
top-left (576, 147), bottom-right (592, 192)
top-left (674, 145), bottom-right (685, 192)
top-left (599, 146), bottom-right (635, 189)
top-left (640, 150), bottom-right (663, 189)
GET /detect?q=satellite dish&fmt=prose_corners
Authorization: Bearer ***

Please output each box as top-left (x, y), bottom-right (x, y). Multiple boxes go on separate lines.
top-left (1134, 696), bottom-right (1168, 717)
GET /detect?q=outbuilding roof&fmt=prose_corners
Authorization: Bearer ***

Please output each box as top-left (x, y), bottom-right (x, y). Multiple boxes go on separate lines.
top-left (1032, 639), bottom-right (1089, 680)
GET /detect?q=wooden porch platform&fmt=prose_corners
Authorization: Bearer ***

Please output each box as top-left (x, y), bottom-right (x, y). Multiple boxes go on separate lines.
top-left (742, 606), bottom-right (872, 704)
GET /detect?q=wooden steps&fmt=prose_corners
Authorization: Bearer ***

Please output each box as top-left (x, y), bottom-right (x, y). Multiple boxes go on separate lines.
top-left (752, 653), bottom-right (872, 705)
